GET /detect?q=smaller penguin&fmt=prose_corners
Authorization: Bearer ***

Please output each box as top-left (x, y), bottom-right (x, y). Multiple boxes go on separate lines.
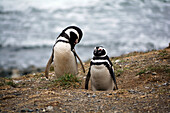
top-left (85, 46), bottom-right (118, 91)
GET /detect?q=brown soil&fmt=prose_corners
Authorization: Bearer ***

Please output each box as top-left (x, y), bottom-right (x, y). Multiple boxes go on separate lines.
top-left (0, 47), bottom-right (169, 112)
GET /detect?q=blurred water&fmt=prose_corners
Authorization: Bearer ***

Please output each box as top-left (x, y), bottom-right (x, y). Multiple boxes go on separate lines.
top-left (0, 0), bottom-right (170, 74)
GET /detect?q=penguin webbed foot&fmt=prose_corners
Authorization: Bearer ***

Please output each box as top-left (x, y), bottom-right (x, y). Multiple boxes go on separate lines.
top-left (85, 85), bottom-right (88, 90)
top-left (113, 86), bottom-right (118, 90)
top-left (45, 76), bottom-right (48, 79)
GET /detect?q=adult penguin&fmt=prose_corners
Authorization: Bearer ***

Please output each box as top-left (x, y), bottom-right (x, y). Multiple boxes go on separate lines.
top-left (45, 26), bottom-right (85, 79)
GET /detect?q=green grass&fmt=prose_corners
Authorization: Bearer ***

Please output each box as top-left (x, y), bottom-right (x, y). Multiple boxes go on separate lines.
top-left (0, 78), bottom-right (18, 87)
top-left (136, 65), bottom-right (170, 76)
top-left (158, 50), bottom-right (168, 57)
top-left (50, 74), bottom-right (82, 89)
top-left (115, 69), bottom-right (124, 76)
top-left (136, 69), bottom-right (147, 76)
top-left (50, 66), bottom-right (54, 71)
top-left (6, 81), bottom-right (17, 87)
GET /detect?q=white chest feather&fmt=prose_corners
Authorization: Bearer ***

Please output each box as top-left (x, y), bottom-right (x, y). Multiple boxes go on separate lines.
top-left (91, 64), bottom-right (114, 91)
top-left (53, 42), bottom-right (78, 77)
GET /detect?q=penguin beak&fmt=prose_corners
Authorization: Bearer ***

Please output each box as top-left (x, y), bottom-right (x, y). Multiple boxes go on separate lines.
top-left (98, 48), bottom-right (102, 51)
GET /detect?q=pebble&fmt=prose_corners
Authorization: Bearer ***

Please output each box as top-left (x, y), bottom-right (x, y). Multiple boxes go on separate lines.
top-left (145, 71), bottom-right (150, 74)
top-left (152, 72), bottom-right (157, 75)
top-left (112, 107), bottom-right (116, 110)
top-left (97, 100), bottom-right (101, 102)
top-left (162, 83), bottom-right (168, 86)
top-left (20, 108), bottom-right (34, 112)
top-left (46, 106), bottom-right (54, 111)
top-left (35, 108), bottom-right (39, 111)
top-left (92, 94), bottom-right (96, 98)
top-left (145, 86), bottom-right (149, 89)
top-left (42, 108), bottom-right (46, 112)
top-left (128, 89), bottom-right (137, 94)
top-left (115, 60), bottom-right (121, 63)
top-left (13, 80), bottom-right (22, 84)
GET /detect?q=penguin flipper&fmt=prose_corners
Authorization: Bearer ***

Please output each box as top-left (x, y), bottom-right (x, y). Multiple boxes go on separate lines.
top-left (106, 56), bottom-right (118, 90)
top-left (72, 49), bottom-right (85, 73)
top-left (106, 55), bottom-right (113, 67)
top-left (85, 68), bottom-right (91, 90)
top-left (45, 52), bottom-right (53, 79)
top-left (110, 67), bottom-right (118, 90)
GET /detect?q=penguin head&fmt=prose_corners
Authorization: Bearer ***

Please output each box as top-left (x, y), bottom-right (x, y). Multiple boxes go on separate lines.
top-left (93, 46), bottom-right (107, 57)
top-left (60, 26), bottom-right (83, 50)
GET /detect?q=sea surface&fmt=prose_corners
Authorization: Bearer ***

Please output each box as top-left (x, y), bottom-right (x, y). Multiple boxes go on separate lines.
top-left (0, 0), bottom-right (170, 76)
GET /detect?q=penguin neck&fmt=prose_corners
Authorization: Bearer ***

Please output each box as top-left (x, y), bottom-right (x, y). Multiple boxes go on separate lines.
top-left (56, 36), bottom-right (75, 51)
top-left (57, 36), bottom-right (69, 42)
top-left (93, 55), bottom-right (107, 60)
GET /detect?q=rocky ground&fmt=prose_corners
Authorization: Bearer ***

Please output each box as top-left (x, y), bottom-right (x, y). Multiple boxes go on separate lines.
top-left (0, 47), bottom-right (169, 112)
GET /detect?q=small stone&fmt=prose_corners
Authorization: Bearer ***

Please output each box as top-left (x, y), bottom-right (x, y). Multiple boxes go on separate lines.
top-left (145, 71), bottom-right (150, 74)
top-left (152, 72), bottom-right (157, 75)
top-left (117, 74), bottom-right (121, 77)
top-left (145, 86), bottom-right (149, 89)
top-left (42, 108), bottom-right (46, 112)
top-left (27, 109), bottom-right (34, 112)
top-left (112, 107), bottom-right (116, 109)
top-left (162, 83), bottom-right (168, 86)
top-left (21, 108), bottom-right (34, 112)
top-left (158, 85), bottom-right (161, 87)
top-left (128, 89), bottom-right (136, 94)
top-left (46, 106), bottom-right (53, 111)
top-left (134, 75), bottom-right (140, 79)
top-left (108, 93), bottom-right (112, 95)
top-left (21, 109), bottom-right (26, 112)
top-left (155, 61), bottom-right (159, 63)
top-left (97, 100), bottom-right (101, 102)
top-left (115, 60), bottom-right (121, 63)
top-left (87, 93), bottom-right (90, 97)
top-left (92, 94), bottom-right (96, 98)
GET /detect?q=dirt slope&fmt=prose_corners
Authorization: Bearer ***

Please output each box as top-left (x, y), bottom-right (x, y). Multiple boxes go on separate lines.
top-left (0, 47), bottom-right (169, 112)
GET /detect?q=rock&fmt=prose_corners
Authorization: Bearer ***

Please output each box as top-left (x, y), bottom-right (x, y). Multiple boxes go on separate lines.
top-left (35, 109), bottom-right (39, 112)
top-left (115, 60), bottom-right (121, 63)
top-left (13, 80), bottom-right (22, 84)
top-left (145, 86), bottom-right (149, 89)
top-left (92, 94), bottom-right (96, 98)
top-left (21, 108), bottom-right (34, 112)
top-left (152, 72), bottom-right (157, 75)
top-left (46, 106), bottom-right (54, 111)
top-left (162, 83), bottom-right (168, 86)
top-left (145, 71), bottom-right (150, 74)
top-left (128, 89), bottom-right (138, 94)
top-left (108, 93), bottom-right (112, 95)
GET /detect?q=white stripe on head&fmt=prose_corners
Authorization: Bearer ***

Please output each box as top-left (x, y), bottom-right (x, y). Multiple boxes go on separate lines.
top-left (65, 28), bottom-right (79, 39)
top-left (57, 36), bottom-right (69, 41)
